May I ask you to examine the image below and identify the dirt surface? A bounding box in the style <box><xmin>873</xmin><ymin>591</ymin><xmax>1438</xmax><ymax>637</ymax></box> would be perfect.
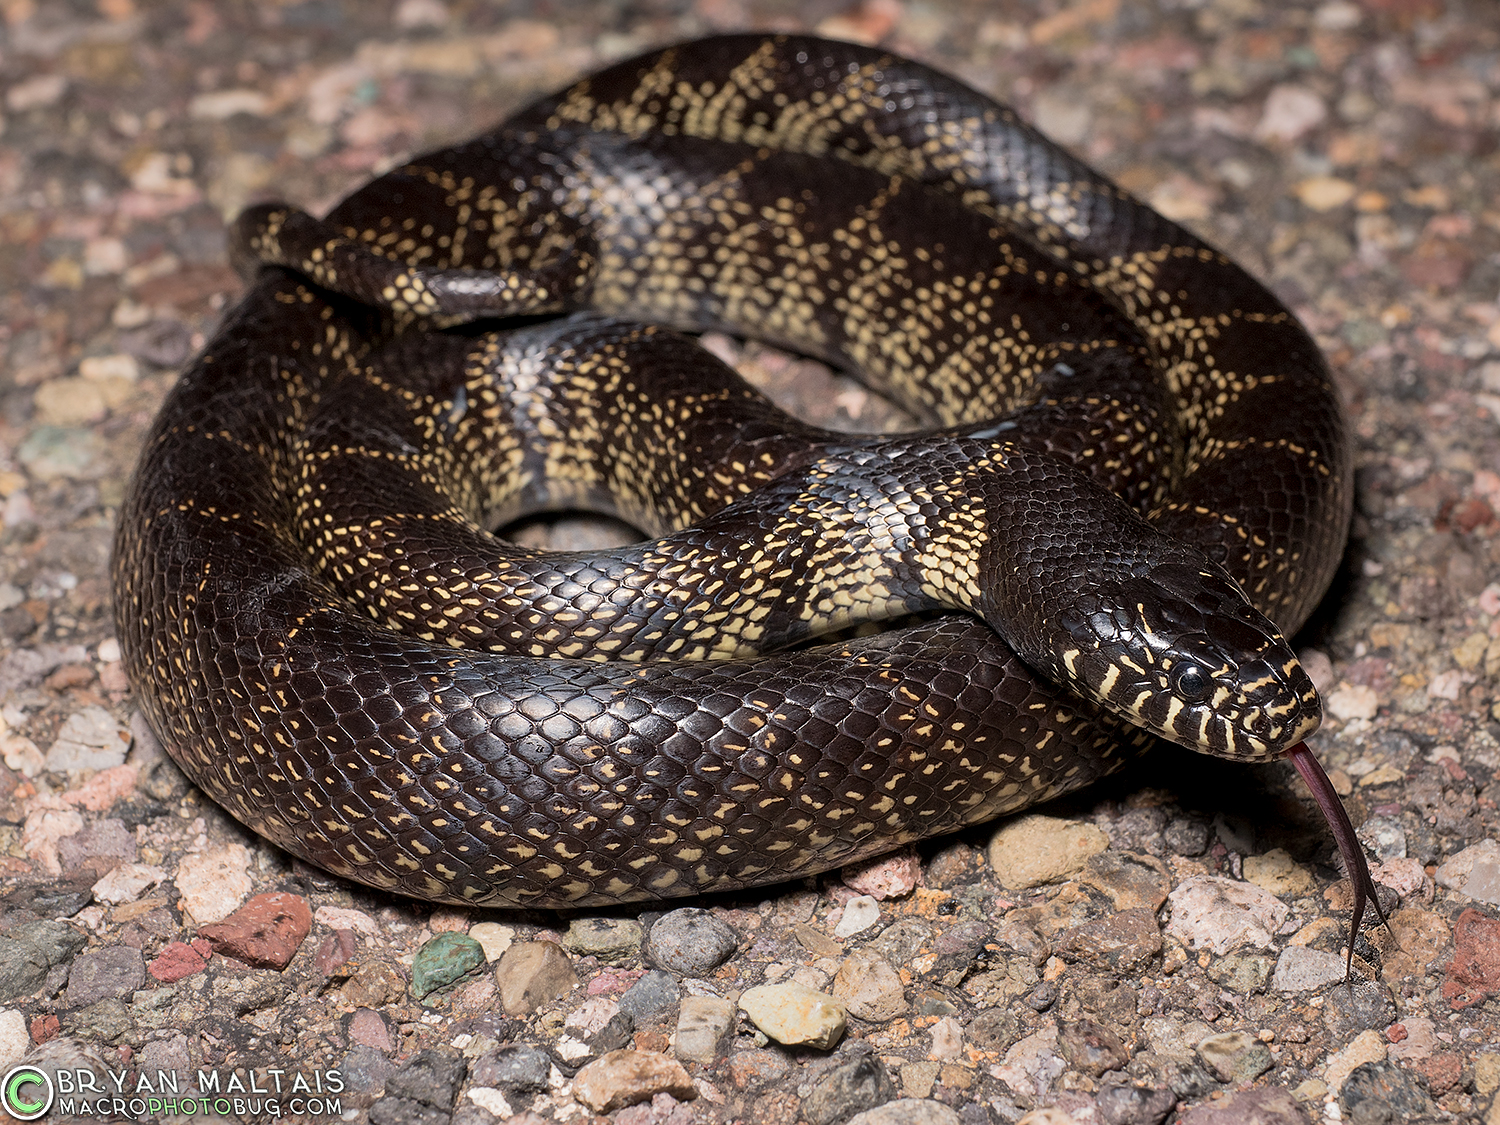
<box><xmin>2</xmin><ymin>1</ymin><xmax>1500</xmax><ymax>1123</ymax></box>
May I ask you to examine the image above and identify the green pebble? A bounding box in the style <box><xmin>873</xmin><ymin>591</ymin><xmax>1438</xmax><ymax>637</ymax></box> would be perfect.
<box><xmin>411</xmin><ymin>932</ymin><xmax>485</xmax><ymax>999</ymax></box>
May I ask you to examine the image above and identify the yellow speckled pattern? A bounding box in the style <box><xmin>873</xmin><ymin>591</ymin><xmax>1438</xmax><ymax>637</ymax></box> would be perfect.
<box><xmin>112</xmin><ymin>35</ymin><xmax>1347</xmax><ymax>907</ymax></box>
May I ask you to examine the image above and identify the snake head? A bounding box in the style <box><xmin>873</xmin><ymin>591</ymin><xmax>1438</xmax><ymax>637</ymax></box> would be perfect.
<box><xmin>1048</xmin><ymin>561</ymin><xmax>1322</xmax><ymax>762</ymax></box>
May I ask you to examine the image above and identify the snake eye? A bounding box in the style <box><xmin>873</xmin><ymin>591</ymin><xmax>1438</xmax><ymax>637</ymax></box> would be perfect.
<box><xmin>1174</xmin><ymin>665</ymin><xmax>1212</xmax><ymax>702</ymax></box>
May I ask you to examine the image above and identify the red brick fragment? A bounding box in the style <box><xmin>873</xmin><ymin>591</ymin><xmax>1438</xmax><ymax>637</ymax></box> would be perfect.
<box><xmin>149</xmin><ymin>939</ymin><xmax>209</xmax><ymax>982</ymax></box>
<box><xmin>197</xmin><ymin>891</ymin><xmax>312</xmax><ymax>970</ymax></box>
<box><xmin>1442</xmin><ymin>908</ymin><xmax>1500</xmax><ymax>1008</ymax></box>
<box><xmin>29</xmin><ymin>1014</ymin><xmax>59</xmax><ymax>1044</ymax></box>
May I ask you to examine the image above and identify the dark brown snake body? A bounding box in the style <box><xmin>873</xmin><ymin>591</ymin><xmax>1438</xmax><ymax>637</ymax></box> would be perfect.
<box><xmin>111</xmin><ymin>35</ymin><xmax>1363</xmax><ymax>912</ymax></box>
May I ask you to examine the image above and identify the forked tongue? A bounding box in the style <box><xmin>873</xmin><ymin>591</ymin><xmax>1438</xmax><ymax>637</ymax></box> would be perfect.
<box><xmin>1284</xmin><ymin>741</ymin><xmax>1390</xmax><ymax>974</ymax></box>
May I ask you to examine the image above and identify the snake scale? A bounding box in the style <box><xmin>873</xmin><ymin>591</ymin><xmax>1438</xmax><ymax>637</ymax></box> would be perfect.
<box><xmin>112</xmin><ymin>34</ymin><xmax>1374</xmax><ymax>919</ymax></box>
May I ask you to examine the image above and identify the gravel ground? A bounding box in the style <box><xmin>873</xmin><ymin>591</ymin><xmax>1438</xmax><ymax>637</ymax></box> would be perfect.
<box><xmin>2</xmin><ymin>1</ymin><xmax>1499</xmax><ymax>1123</ymax></box>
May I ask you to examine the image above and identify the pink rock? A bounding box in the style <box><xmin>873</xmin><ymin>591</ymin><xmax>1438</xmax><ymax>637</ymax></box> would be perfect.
<box><xmin>1444</xmin><ymin>908</ymin><xmax>1500</xmax><ymax>1008</ymax></box>
<box><xmin>62</xmin><ymin>764</ymin><xmax>139</xmax><ymax>811</ymax></box>
<box><xmin>841</xmin><ymin>847</ymin><xmax>922</xmax><ymax>900</ymax></box>
<box><xmin>588</xmin><ymin>968</ymin><xmax>643</xmax><ymax>996</ymax></box>
<box><xmin>149</xmin><ymin>940</ymin><xmax>209</xmax><ymax>983</ymax></box>
<box><xmin>315</xmin><ymin>929</ymin><xmax>358</xmax><ymax>976</ymax></box>
<box><xmin>198</xmin><ymin>891</ymin><xmax>312</xmax><ymax>970</ymax></box>
<box><xmin>348</xmin><ymin>1008</ymin><xmax>394</xmax><ymax>1053</ymax></box>
<box><xmin>572</xmin><ymin>1050</ymin><xmax>697</xmax><ymax>1113</ymax></box>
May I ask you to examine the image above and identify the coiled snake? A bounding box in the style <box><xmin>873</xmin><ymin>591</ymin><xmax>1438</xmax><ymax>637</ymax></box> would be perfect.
<box><xmin>113</xmin><ymin>35</ymin><xmax>1377</xmax><ymax>928</ymax></box>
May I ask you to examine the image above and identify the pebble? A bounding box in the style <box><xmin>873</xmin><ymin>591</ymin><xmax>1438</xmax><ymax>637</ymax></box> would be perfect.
<box><xmin>66</xmin><ymin>946</ymin><xmax>145</xmax><ymax>1007</ymax></box>
<box><xmin>462</xmin><ymin>1090</ymin><xmax>513</xmax><ymax>1119</ymax></box>
<box><xmin>64</xmin><ymin>764</ymin><xmax>139</xmax><ymax>812</ymax></box>
<box><xmin>565</xmin><ymin>995</ymin><xmax>620</xmax><ymax>1037</ymax></box>
<box><xmin>846</xmin><ymin>1098</ymin><xmax>961</xmax><ymax>1125</ymax></box>
<box><xmin>1055</xmin><ymin>908</ymin><xmax>1162</xmax><ymax>972</ymax></box>
<box><xmin>44</xmin><ymin>705</ymin><xmax>131</xmax><ymax>772</ymax></box>
<box><xmin>147</xmin><ymin>939</ymin><xmax>210</xmax><ymax>983</ymax></box>
<box><xmin>1256</xmin><ymin>84</ymin><xmax>1327</xmax><ymax>142</ymax></box>
<box><xmin>804</xmin><ymin>1052</ymin><xmax>896</xmax><ymax>1125</ymax></box>
<box><xmin>1141</xmin><ymin>1018</ymin><xmax>1215</xmax><ymax>1060</ymax></box>
<box><xmin>1059</xmin><ymin>1019</ymin><xmax>1128</xmax><ymax>1077</ymax></box>
<box><xmin>21</xmin><ymin>805</ymin><xmax>84</xmax><ymax>876</ymax></box>
<box><xmin>643</xmin><ymin>908</ymin><xmax>739</xmax><ymax>976</ymax></box>
<box><xmin>833</xmin><ymin>894</ymin><xmax>882</xmax><ymax>938</ymax></box>
<box><xmin>618</xmin><ymin>969</ymin><xmax>680</xmax><ymax>1022</ymax></box>
<box><xmin>1165</xmin><ymin>875</ymin><xmax>1289</xmax><ymax>954</ymax></box>
<box><xmin>349</xmin><ymin>1008</ymin><xmax>395</xmax><ymax>1053</ymax></box>
<box><xmin>675</xmin><ymin>995</ymin><xmax>736</xmax><ymax>1063</ymax></box>
<box><xmin>1357</xmin><ymin>815</ymin><xmax>1407</xmax><ymax>862</ymax></box>
<box><xmin>1094</xmin><ymin>1081</ymin><xmax>1177</xmax><ymax>1125</ymax></box>
<box><xmin>0</xmin><ymin>920</ymin><xmax>86</xmax><ymax>1001</ymax></box>
<box><xmin>564</xmin><ymin>917</ymin><xmax>644</xmax><ymax>963</ymax></box>
<box><xmin>1340</xmin><ymin>1058</ymin><xmax>1435</xmax><ymax>1118</ymax></box>
<box><xmin>34</xmin><ymin>377</ymin><xmax>107</xmax><ymax>425</ymax></box>
<box><xmin>411</xmin><ymin>931</ymin><xmax>486</xmax><ymax>999</ymax></box>
<box><xmin>1176</xmin><ymin>1087</ymin><xmax>1309</xmax><ymax>1125</ymax></box>
<box><xmin>899</xmin><ymin>1059</ymin><xmax>939</xmax><ymax>1098</ymax></box>
<box><xmin>1196</xmin><ymin>1030</ymin><xmax>1272</xmax><ymax>1083</ymax></box>
<box><xmin>739</xmin><ymin>981</ymin><xmax>847</xmax><ymax>1049</ymax></box>
<box><xmin>372</xmin><ymin>1049</ymin><xmax>467</xmax><ymax>1122</ymax></box>
<box><xmin>929</xmin><ymin>1016</ymin><xmax>962</xmax><ymax>1061</ymax></box>
<box><xmin>471</xmin><ymin>1043</ymin><xmax>552</xmax><ymax>1093</ymax></box>
<box><xmin>15</xmin><ymin>425</ymin><xmax>107</xmax><ymax>481</ymax></box>
<box><xmin>92</xmin><ymin>862</ymin><xmax>166</xmax><ymax>904</ymax></box>
<box><xmin>78</xmin><ymin>353</ymin><xmax>139</xmax><ymax>382</ymax></box>
<box><xmin>1326</xmin><ymin>683</ymin><xmax>1379</xmax><ymax>721</ymax></box>
<box><xmin>570</xmin><ymin>1049</ymin><xmax>697</xmax><ymax>1113</ymax></box>
<box><xmin>1435</xmin><ymin>837</ymin><xmax>1499</xmax><ymax>890</ymax></box>
<box><xmin>467</xmin><ymin>922</ymin><xmax>516</xmax><ymax>961</ymax></box>
<box><xmin>7</xmin><ymin>72</ymin><xmax>68</xmax><ymax>111</ymax></box>
<box><xmin>1443</xmin><ymin>908</ymin><xmax>1500</xmax><ymax>1008</ymax></box>
<box><xmin>1241</xmin><ymin>848</ymin><xmax>1316</xmax><ymax>897</ymax></box>
<box><xmin>832</xmin><ymin>949</ymin><xmax>907</xmax><ymax>1021</ymax></box>
<box><xmin>841</xmin><ymin>848</ymin><xmax>921</xmax><ymax>899</ymax></box>
<box><xmin>1079</xmin><ymin>852</ymin><xmax>1171</xmax><ymax>912</ymax></box>
<box><xmin>494</xmin><ymin>940</ymin><xmax>579</xmax><ymax>1015</ymax></box>
<box><xmin>58</xmin><ymin>817</ymin><xmax>135</xmax><ymax>873</ymax></box>
<box><xmin>1013</xmin><ymin>1111</ymin><xmax>1075</xmax><ymax>1125</ymax></box>
<box><xmin>342</xmin><ymin>1045</ymin><xmax>397</xmax><ymax>1099</ymax></box>
<box><xmin>794</xmin><ymin>922</ymin><xmax>844</xmax><ymax>958</ymax></box>
<box><xmin>67</xmin><ymin>997</ymin><xmax>133</xmax><ymax>1040</ymax></box>
<box><xmin>1322</xmin><ymin>979</ymin><xmax>1397</xmax><ymax>1039</ymax></box>
<box><xmin>0</xmin><ymin>1009</ymin><xmax>27</xmax><ymax>1069</ymax></box>
<box><xmin>1458</xmin><ymin>860</ymin><xmax>1500</xmax><ymax>909</ymax></box>
<box><xmin>1387</xmin><ymin>1016</ymin><xmax>1437</xmax><ymax>1063</ymax></box>
<box><xmin>173</xmin><ymin>843</ymin><xmax>253</xmax><ymax>924</ymax></box>
<box><xmin>1205</xmin><ymin>951</ymin><xmax>1274</xmax><ymax>994</ymax></box>
<box><xmin>343</xmin><ymin>961</ymin><xmax>407</xmax><ymax>1008</ymax></box>
<box><xmin>1295</xmin><ymin>175</ymin><xmax>1357</xmax><ymax>211</ymax></box>
<box><xmin>993</xmin><ymin>1027</ymin><xmax>1065</xmax><ymax>1100</ymax></box>
<box><xmin>315</xmin><ymin>929</ymin><xmax>358</xmax><ymax>976</ymax></box>
<box><xmin>1270</xmin><ymin>946</ymin><xmax>1347</xmax><ymax>992</ymax></box>
<box><xmin>727</xmin><ymin>1047</ymin><xmax>791</xmax><ymax>1088</ymax></box>
<box><xmin>1323</xmin><ymin>1028</ymin><xmax>1387</xmax><ymax>1091</ymax></box>
<box><xmin>987</xmin><ymin>815</ymin><xmax>1109</xmax><ymax>889</ymax></box>
<box><xmin>197</xmin><ymin>891</ymin><xmax>312</xmax><ymax>970</ymax></box>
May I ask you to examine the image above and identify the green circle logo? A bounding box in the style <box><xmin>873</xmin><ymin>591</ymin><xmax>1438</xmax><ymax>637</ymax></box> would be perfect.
<box><xmin>2</xmin><ymin>1066</ymin><xmax>52</xmax><ymax>1120</ymax></box>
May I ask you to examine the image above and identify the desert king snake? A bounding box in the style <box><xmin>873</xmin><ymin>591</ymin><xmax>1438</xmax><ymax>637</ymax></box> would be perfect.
<box><xmin>112</xmin><ymin>35</ymin><xmax>1379</xmax><ymax>936</ymax></box>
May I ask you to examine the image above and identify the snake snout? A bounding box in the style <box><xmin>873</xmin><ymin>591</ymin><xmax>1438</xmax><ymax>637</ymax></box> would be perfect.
<box><xmin>1062</xmin><ymin>565</ymin><xmax>1321</xmax><ymax>761</ymax></box>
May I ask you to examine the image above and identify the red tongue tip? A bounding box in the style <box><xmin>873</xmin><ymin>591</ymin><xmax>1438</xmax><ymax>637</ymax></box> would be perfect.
<box><xmin>1283</xmin><ymin>741</ymin><xmax>1388</xmax><ymax>975</ymax></box>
